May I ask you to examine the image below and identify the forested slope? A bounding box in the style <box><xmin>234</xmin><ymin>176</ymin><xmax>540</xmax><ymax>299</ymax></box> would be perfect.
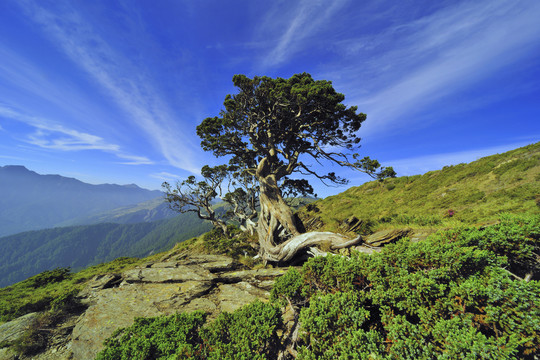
<box><xmin>0</xmin><ymin>213</ymin><xmax>211</xmax><ymax>287</ymax></box>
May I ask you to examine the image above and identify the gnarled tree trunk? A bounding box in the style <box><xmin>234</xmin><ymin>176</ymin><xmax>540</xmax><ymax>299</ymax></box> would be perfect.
<box><xmin>256</xmin><ymin>172</ymin><xmax>361</xmax><ymax>262</ymax></box>
<box><xmin>257</xmin><ymin>174</ymin><xmax>301</xmax><ymax>253</ymax></box>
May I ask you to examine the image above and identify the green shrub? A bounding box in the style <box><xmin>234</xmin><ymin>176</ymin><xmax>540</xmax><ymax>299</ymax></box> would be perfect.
<box><xmin>96</xmin><ymin>311</ymin><xmax>207</xmax><ymax>360</ymax></box>
<box><xmin>271</xmin><ymin>214</ymin><xmax>539</xmax><ymax>359</ymax></box>
<box><xmin>91</xmin><ymin>214</ymin><xmax>539</xmax><ymax>360</ymax></box>
<box><xmin>50</xmin><ymin>289</ymin><xmax>83</xmax><ymax>313</ymax></box>
<box><xmin>25</xmin><ymin>267</ymin><xmax>72</xmax><ymax>288</ymax></box>
<box><xmin>201</xmin><ymin>226</ymin><xmax>258</xmax><ymax>258</ymax></box>
<box><xmin>95</xmin><ymin>301</ymin><xmax>282</xmax><ymax>360</ymax></box>
<box><xmin>202</xmin><ymin>301</ymin><xmax>282</xmax><ymax>359</ymax></box>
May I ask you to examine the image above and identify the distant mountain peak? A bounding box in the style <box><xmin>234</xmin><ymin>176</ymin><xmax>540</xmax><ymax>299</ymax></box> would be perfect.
<box><xmin>1</xmin><ymin>165</ymin><xmax>31</xmax><ymax>172</ymax></box>
<box><xmin>0</xmin><ymin>165</ymin><xmax>165</xmax><ymax>237</ymax></box>
<box><xmin>123</xmin><ymin>183</ymin><xmax>142</xmax><ymax>189</ymax></box>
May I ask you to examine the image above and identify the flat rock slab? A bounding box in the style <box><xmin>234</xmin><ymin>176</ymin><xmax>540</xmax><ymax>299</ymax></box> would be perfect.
<box><xmin>79</xmin><ymin>273</ymin><xmax>122</xmax><ymax>297</ymax></box>
<box><xmin>409</xmin><ymin>229</ymin><xmax>437</xmax><ymax>243</ymax></box>
<box><xmin>365</xmin><ymin>228</ymin><xmax>412</xmax><ymax>246</ymax></box>
<box><xmin>217</xmin><ymin>282</ymin><xmax>270</xmax><ymax>313</ymax></box>
<box><xmin>71</xmin><ymin>281</ymin><xmax>212</xmax><ymax>360</ymax></box>
<box><xmin>123</xmin><ymin>265</ymin><xmax>216</xmax><ymax>283</ymax></box>
<box><xmin>353</xmin><ymin>245</ymin><xmax>382</xmax><ymax>255</ymax></box>
<box><xmin>177</xmin><ymin>254</ymin><xmax>236</xmax><ymax>273</ymax></box>
<box><xmin>0</xmin><ymin>312</ymin><xmax>39</xmax><ymax>344</ymax></box>
<box><xmin>218</xmin><ymin>267</ymin><xmax>291</xmax><ymax>283</ymax></box>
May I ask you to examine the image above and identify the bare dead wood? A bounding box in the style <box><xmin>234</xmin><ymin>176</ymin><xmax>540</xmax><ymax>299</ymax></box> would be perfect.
<box><xmin>260</xmin><ymin>231</ymin><xmax>362</xmax><ymax>262</ymax></box>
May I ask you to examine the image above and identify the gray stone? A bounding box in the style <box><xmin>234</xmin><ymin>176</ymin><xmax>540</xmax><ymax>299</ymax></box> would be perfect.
<box><xmin>181</xmin><ymin>298</ymin><xmax>217</xmax><ymax>315</ymax></box>
<box><xmin>79</xmin><ymin>273</ymin><xmax>121</xmax><ymax>297</ymax></box>
<box><xmin>217</xmin><ymin>282</ymin><xmax>270</xmax><ymax>313</ymax></box>
<box><xmin>150</xmin><ymin>261</ymin><xmax>180</xmax><ymax>268</ymax></box>
<box><xmin>365</xmin><ymin>228</ymin><xmax>412</xmax><ymax>246</ymax></box>
<box><xmin>0</xmin><ymin>312</ymin><xmax>39</xmax><ymax>344</ymax></box>
<box><xmin>218</xmin><ymin>267</ymin><xmax>290</xmax><ymax>283</ymax></box>
<box><xmin>353</xmin><ymin>245</ymin><xmax>382</xmax><ymax>255</ymax></box>
<box><xmin>71</xmin><ymin>280</ymin><xmax>213</xmax><ymax>360</ymax></box>
<box><xmin>122</xmin><ymin>265</ymin><xmax>216</xmax><ymax>283</ymax></box>
<box><xmin>409</xmin><ymin>229</ymin><xmax>437</xmax><ymax>243</ymax></box>
<box><xmin>180</xmin><ymin>254</ymin><xmax>236</xmax><ymax>272</ymax></box>
<box><xmin>16</xmin><ymin>254</ymin><xmax>289</xmax><ymax>359</ymax></box>
<box><xmin>340</xmin><ymin>216</ymin><xmax>365</xmax><ymax>233</ymax></box>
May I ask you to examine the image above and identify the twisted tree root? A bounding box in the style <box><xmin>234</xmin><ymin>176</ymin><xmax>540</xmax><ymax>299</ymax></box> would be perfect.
<box><xmin>260</xmin><ymin>231</ymin><xmax>362</xmax><ymax>262</ymax></box>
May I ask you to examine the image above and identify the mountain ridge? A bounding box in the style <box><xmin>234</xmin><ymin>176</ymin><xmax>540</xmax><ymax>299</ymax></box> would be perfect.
<box><xmin>0</xmin><ymin>165</ymin><xmax>166</xmax><ymax>237</ymax></box>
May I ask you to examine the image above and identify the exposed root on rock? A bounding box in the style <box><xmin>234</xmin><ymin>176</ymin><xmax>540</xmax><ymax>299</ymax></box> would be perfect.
<box><xmin>260</xmin><ymin>231</ymin><xmax>362</xmax><ymax>263</ymax></box>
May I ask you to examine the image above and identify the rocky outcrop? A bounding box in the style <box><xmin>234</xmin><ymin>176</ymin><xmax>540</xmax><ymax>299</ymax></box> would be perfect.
<box><xmin>67</xmin><ymin>254</ymin><xmax>292</xmax><ymax>360</ymax></box>
<box><xmin>0</xmin><ymin>312</ymin><xmax>39</xmax><ymax>345</ymax></box>
<box><xmin>363</xmin><ymin>228</ymin><xmax>413</xmax><ymax>246</ymax></box>
<box><xmin>2</xmin><ymin>228</ymin><xmax>425</xmax><ymax>360</ymax></box>
<box><xmin>0</xmin><ymin>312</ymin><xmax>40</xmax><ymax>360</ymax></box>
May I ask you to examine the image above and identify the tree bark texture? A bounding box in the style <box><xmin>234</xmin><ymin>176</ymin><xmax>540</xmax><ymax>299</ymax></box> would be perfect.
<box><xmin>256</xmin><ymin>172</ymin><xmax>302</xmax><ymax>255</ymax></box>
<box><xmin>259</xmin><ymin>231</ymin><xmax>362</xmax><ymax>263</ymax></box>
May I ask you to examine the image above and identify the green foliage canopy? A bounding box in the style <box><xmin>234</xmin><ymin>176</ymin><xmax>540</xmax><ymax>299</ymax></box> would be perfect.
<box><xmin>197</xmin><ymin>73</ymin><xmax>394</xmax><ymax>185</ymax></box>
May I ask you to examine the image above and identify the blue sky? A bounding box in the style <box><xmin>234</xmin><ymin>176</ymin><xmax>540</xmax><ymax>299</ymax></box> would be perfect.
<box><xmin>0</xmin><ymin>0</ymin><xmax>539</xmax><ymax>198</ymax></box>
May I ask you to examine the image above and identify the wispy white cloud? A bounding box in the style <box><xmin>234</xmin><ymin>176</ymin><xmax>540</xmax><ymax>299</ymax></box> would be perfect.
<box><xmin>259</xmin><ymin>0</ymin><xmax>349</xmax><ymax>69</ymax></box>
<box><xmin>15</xmin><ymin>0</ymin><xmax>200</xmax><ymax>173</ymax></box>
<box><xmin>0</xmin><ymin>104</ymin><xmax>152</xmax><ymax>164</ymax></box>
<box><xmin>116</xmin><ymin>154</ymin><xmax>154</xmax><ymax>166</ymax></box>
<box><xmin>329</xmin><ymin>0</ymin><xmax>540</xmax><ymax>136</ymax></box>
<box><xmin>0</xmin><ymin>154</ymin><xmax>27</xmax><ymax>161</ymax></box>
<box><xmin>0</xmin><ymin>105</ymin><xmax>117</xmax><ymax>151</ymax></box>
<box><xmin>150</xmin><ymin>172</ymin><xmax>181</xmax><ymax>182</ymax></box>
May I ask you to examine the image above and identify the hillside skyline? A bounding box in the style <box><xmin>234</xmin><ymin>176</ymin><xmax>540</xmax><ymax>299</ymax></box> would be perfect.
<box><xmin>0</xmin><ymin>0</ymin><xmax>539</xmax><ymax>198</ymax></box>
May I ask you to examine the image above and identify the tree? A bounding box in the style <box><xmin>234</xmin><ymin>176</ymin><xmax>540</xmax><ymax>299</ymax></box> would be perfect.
<box><xmin>162</xmin><ymin>165</ymin><xmax>229</xmax><ymax>235</ymax></box>
<box><xmin>222</xmin><ymin>164</ymin><xmax>259</xmax><ymax>235</ymax></box>
<box><xmin>196</xmin><ymin>73</ymin><xmax>395</xmax><ymax>262</ymax></box>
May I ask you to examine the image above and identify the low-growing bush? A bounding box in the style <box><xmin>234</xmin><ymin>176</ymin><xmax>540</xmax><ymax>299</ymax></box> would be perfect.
<box><xmin>201</xmin><ymin>226</ymin><xmax>258</xmax><ymax>258</ymax></box>
<box><xmin>25</xmin><ymin>267</ymin><xmax>72</xmax><ymax>288</ymax></box>
<box><xmin>95</xmin><ymin>214</ymin><xmax>539</xmax><ymax>359</ymax></box>
<box><xmin>95</xmin><ymin>301</ymin><xmax>282</xmax><ymax>360</ymax></box>
<box><xmin>96</xmin><ymin>311</ymin><xmax>207</xmax><ymax>360</ymax></box>
<box><xmin>272</xmin><ymin>213</ymin><xmax>539</xmax><ymax>359</ymax></box>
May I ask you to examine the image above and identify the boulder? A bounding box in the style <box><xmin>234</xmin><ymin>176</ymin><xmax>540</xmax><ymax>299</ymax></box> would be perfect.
<box><xmin>216</xmin><ymin>282</ymin><xmax>270</xmax><ymax>313</ymax></box>
<box><xmin>122</xmin><ymin>265</ymin><xmax>216</xmax><ymax>283</ymax></box>
<box><xmin>218</xmin><ymin>267</ymin><xmax>291</xmax><ymax>283</ymax></box>
<box><xmin>79</xmin><ymin>273</ymin><xmax>122</xmax><ymax>297</ymax></box>
<box><xmin>69</xmin><ymin>255</ymin><xmax>283</xmax><ymax>359</ymax></box>
<box><xmin>340</xmin><ymin>216</ymin><xmax>365</xmax><ymax>233</ymax></box>
<box><xmin>71</xmin><ymin>280</ymin><xmax>214</xmax><ymax>360</ymax></box>
<box><xmin>0</xmin><ymin>312</ymin><xmax>39</xmax><ymax>344</ymax></box>
<box><xmin>176</xmin><ymin>254</ymin><xmax>236</xmax><ymax>272</ymax></box>
<box><xmin>364</xmin><ymin>228</ymin><xmax>412</xmax><ymax>246</ymax></box>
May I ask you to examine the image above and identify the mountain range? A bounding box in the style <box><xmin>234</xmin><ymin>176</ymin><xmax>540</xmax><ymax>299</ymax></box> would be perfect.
<box><xmin>0</xmin><ymin>166</ymin><xmax>214</xmax><ymax>286</ymax></box>
<box><xmin>0</xmin><ymin>142</ymin><xmax>538</xmax><ymax>287</ymax></box>
<box><xmin>0</xmin><ymin>165</ymin><xmax>173</xmax><ymax>237</ymax></box>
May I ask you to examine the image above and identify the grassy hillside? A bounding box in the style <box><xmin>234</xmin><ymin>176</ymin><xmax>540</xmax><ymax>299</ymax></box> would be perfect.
<box><xmin>300</xmin><ymin>142</ymin><xmax>539</xmax><ymax>233</ymax></box>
